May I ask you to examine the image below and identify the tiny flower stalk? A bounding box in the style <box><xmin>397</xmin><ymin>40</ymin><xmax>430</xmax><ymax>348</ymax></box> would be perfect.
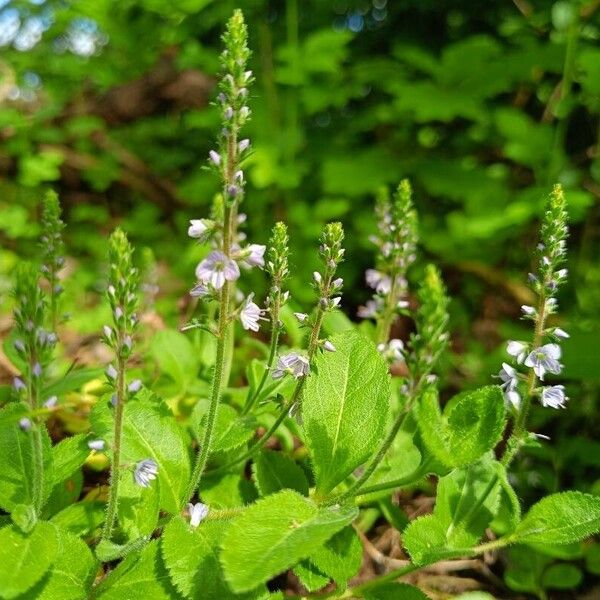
<box><xmin>101</xmin><ymin>229</ymin><xmax>140</xmax><ymax>542</ymax></box>
<box><xmin>328</xmin><ymin>264</ymin><xmax>449</xmax><ymax>505</ymax></box>
<box><xmin>208</xmin><ymin>222</ymin><xmax>345</xmax><ymax>476</ymax></box>
<box><xmin>12</xmin><ymin>264</ymin><xmax>57</xmax><ymax>516</ymax></box>
<box><xmin>242</xmin><ymin>222</ymin><xmax>290</xmax><ymax>415</ymax></box>
<box><xmin>359</xmin><ymin>180</ymin><xmax>417</xmax><ymax>345</ymax></box>
<box><xmin>39</xmin><ymin>190</ymin><xmax>66</xmax><ymax>332</ymax></box>
<box><xmin>501</xmin><ymin>185</ymin><xmax>569</xmax><ymax>466</ymax></box>
<box><xmin>185</xmin><ymin>10</ymin><xmax>255</xmax><ymax>504</ymax></box>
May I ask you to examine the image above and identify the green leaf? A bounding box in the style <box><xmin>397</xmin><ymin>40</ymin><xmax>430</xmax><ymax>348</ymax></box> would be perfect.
<box><xmin>117</xmin><ymin>474</ymin><xmax>160</xmax><ymax>540</ymax></box>
<box><xmin>0</xmin><ymin>405</ymin><xmax>54</xmax><ymax>512</ymax></box>
<box><xmin>253</xmin><ymin>449</ymin><xmax>309</xmax><ymax>497</ymax></box>
<box><xmin>416</xmin><ymin>386</ymin><xmax>505</xmax><ymax>467</ymax></box>
<box><xmin>220</xmin><ymin>490</ymin><xmax>358</xmax><ymax>592</ymax></box>
<box><xmin>95</xmin><ymin>540</ymin><xmax>179</xmax><ymax>599</ymax></box>
<box><xmin>514</xmin><ymin>491</ymin><xmax>600</xmax><ymax>544</ymax></box>
<box><xmin>0</xmin><ymin>522</ymin><xmax>59</xmax><ymax>599</ymax></box>
<box><xmin>193</xmin><ymin>401</ymin><xmax>256</xmax><ymax>453</ymax></box>
<box><xmin>11</xmin><ymin>504</ymin><xmax>37</xmax><ymax>533</ymax></box>
<box><xmin>91</xmin><ymin>391</ymin><xmax>190</xmax><ymax>514</ymax></box>
<box><xmin>161</xmin><ymin>516</ymin><xmax>262</xmax><ymax>599</ymax></box>
<box><xmin>18</xmin><ymin>527</ymin><xmax>96</xmax><ymax>599</ymax></box>
<box><xmin>434</xmin><ymin>458</ymin><xmax>501</xmax><ymax>548</ymax></box>
<box><xmin>44</xmin><ymin>367</ymin><xmax>103</xmax><ymax>399</ymax></box>
<box><xmin>309</xmin><ymin>526</ymin><xmax>362</xmax><ymax>585</ymax></box>
<box><xmin>303</xmin><ymin>331</ymin><xmax>390</xmax><ymax>495</ymax></box>
<box><xmin>201</xmin><ymin>473</ymin><xmax>258</xmax><ymax>509</ymax></box>
<box><xmin>363</xmin><ymin>582</ymin><xmax>431</xmax><ymax>599</ymax></box>
<box><xmin>403</xmin><ymin>458</ymin><xmax>503</xmax><ymax>564</ymax></box>
<box><xmin>367</xmin><ymin>430</ymin><xmax>422</xmax><ymax>488</ymax></box>
<box><xmin>504</xmin><ymin>546</ymin><xmax>550</xmax><ymax>594</ymax></box>
<box><xmin>293</xmin><ymin>561</ymin><xmax>330</xmax><ymax>593</ymax></box>
<box><xmin>50</xmin><ymin>501</ymin><xmax>105</xmax><ymax>537</ymax></box>
<box><xmin>150</xmin><ymin>329</ymin><xmax>199</xmax><ymax>391</ymax></box>
<box><xmin>51</xmin><ymin>434</ymin><xmax>90</xmax><ymax>484</ymax></box>
<box><xmin>541</xmin><ymin>563</ymin><xmax>583</xmax><ymax>590</ymax></box>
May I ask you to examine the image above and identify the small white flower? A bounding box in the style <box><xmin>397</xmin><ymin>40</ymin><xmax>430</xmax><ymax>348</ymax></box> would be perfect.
<box><xmin>208</xmin><ymin>150</ymin><xmax>221</xmax><ymax>166</ymax></box>
<box><xmin>243</xmin><ymin>244</ymin><xmax>266</xmax><ymax>268</ymax></box>
<box><xmin>134</xmin><ymin>459</ymin><xmax>158</xmax><ymax>488</ymax></box>
<box><xmin>188</xmin><ymin>219</ymin><xmax>214</xmax><ymax>242</ymax></box>
<box><xmin>521</xmin><ymin>305</ymin><xmax>536</xmax><ymax>316</ymax></box>
<box><xmin>239</xmin><ymin>295</ymin><xmax>264</xmax><ymax>332</ymax></box>
<box><xmin>524</xmin><ymin>344</ymin><xmax>562</xmax><ymax>380</ymax></box>
<box><xmin>332</xmin><ymin>278</ymin><xmax>343</xmax><ymax>289</ymax></box>
<box><xmin>19</xmin><ymin>417</ymin><xmax>32</xmax><ymax>431</ymax></box>
<box><xmin>365</xmin><ymin>269</ymin><xmax>392</xmax><ymax>295</ymax></box>
<box><xmin>357</xmin><ymin>299</ymin><xmax>380</xmax><ymax>319</ymax></box>
<box><xmin>330</xmin><ymin>297</ymin><xmax>341</xmax><ymax>309</ymax></box>
<box><xmin>553</xmin><ymin>327</ymin><xmax>569</xmax><ymax>339</ymax></box>
<box><xmin>187</xmin><ymin>502</ymin><xmax>209</xmax><ymax>527</ymax></box>
<box><xmin>43</xmin><ymin>396</ymin><xmax>58</xmax><ymax>409</ymax></box>
<box><xmin>294</xmin><ymin>312</ymin><xmax>308</xmax><ymax>323</ymax></box>
<box><xmin>106</xmin><ymin>364</ymin><xmax>118</xmax><ymax>380</ymax></box>
<box><xmin>190</xmin><ymin>282</ymin><xmax>210</xmax><ymax>298</ymax></box>
<box><xmin>507</xmin><ymin>341</ymin><xmax>528</xmax><ymax>364</ymax></box>
<box><xmin>128</xmin><ymin>379</ymin><xmax>142</xmax><ymax>393</ymax></box>
<box><xmin>88</xmin><ymin>439</ymin><xmax>105</xmax><ymax>451</ymax></box>
<box><xmin>556</xmin><ymin>268</ymin><xmax>568</xmax><ymax>279</ymax></box>
<box><xmin>541</xmin><ymin>385</ymin><xmax>568</xmax><ymax>409</ymax></box>
<box><xmin>238</xmin><ymin>139</ymin><xmax>250</xmax><ymax>152</ymax></box>
<box><xmin>322</xmin><ymin>340</ymin><xmax>336</xmax><ymax>352</ymax></box>
<box><xmin>103</xmin><ymin>325</ymin><xmax>113</xmax><ymax>339</ymax></box>
<box><xmin>196</xmin><ymin>251</ymin><xmax>240</xmax><ymax>290</ymax></box>
<box><xmin>32</xmin><ymin>362</ymin><xmax>42</xmax><ymax>377</ymax></box>
<box><xmin>496</xmin><ymin>362</ymin><xmax>521</xmax><ymax>408</ymax></box>
<box><xmin>272</xmin><ymin>353</ymin><xmax>310</xmax><ymax>380</ymax></box>
<box><xmin>377</xmin><ymin>339</ymin><xmax>404</xmax><ymax>362</ymax></box>
<box><xmin>313</xmin><ymin>271</ymin><xmax>322</xmax><ymax>284</ymax></box>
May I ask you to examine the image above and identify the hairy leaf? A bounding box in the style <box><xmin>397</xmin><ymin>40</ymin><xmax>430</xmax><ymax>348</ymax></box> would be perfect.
<box><xmin>514</xmin><ymin>491</ymin><xmax>600</xmax><ymax>544</ymax></box>
<box><xmin>309</xmin><ymin>526</ymin><xmax>362</xmax><ymax>585</ymax></box>
<box><xmin>0</xmin><ymin>405</ymin><xmax>54</xmax><ymax>512</ymax></box>
<box><xmin>293</xmin><ymin>561</ymin><xmax>330</xmax><ymax>593</ymax></box>
<box><xmin>91</xmin><ymin>391</ymin><xmax>190</xmax><ymax>514</ymax></box>
<box><xmin>50</xmin><ymin>501</ymin><xmax>105</xmax><ymax>537</ymax></box>
<box><xmin>193</xmin><ymin>401</ymin><xmax>256</xmax><ymax>453</ymax></box>
<box><xmin>253</xmin><ymin>449</ymin><xmax>309</xmax><ymax>497</ymax></box>
<box><xmin>220</xmin><ymin>490</ymin><xmax>358</xmax><ymax>592</ymax></box>
<box><xmin>51</xmin><ymin>434</ymin><xmax>90</xmax><ymax>484</ymax></box>
<box><xmin>303</xmin><ymin>331</ymin><xmax>390</xmax><ymax>495</ymax></box>
<box><xmin>0</xmin><ymin>522</ymin><xmax>58</xmax><ymax>599</ymax></box>
<box><xmin>161</xmin><ymin>516</ymin><xmax>262</xmax><ymax>599</ymax></box>
<box><xmin>416</xmin><ymin>386</ymin><xmax>505</xmax><ymax>467</ymax></box>
<box><xmin>150</xmin><ymin>329</ymin><xmax>199</xmax><ymax>391</ymax></box>
<box><xmin>95</xmin><ymin>539</ymin><xmax>178</xmax><ymax>599</ymax></box>
<box><xmin>18</xmin><ymin>527</ymin><xmax>96</xmax><ymax>599</ymax></box>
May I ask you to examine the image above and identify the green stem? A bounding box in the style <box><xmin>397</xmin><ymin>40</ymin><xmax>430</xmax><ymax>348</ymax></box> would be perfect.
<box><xmin>376</xmin><ymin>275</ymin><xmax>399</xmax><ymax>345</ymax></box>
<box><xmin>502</xmin><ymin>291</ymin><xmax>547</xmax><ymax>467</ymax></box>
<box><xmin>208</xmin><ymin>297</ymin><xmax>328</xmax><ymax>476</ymax></box>
<box><xmin>101</xmin><ymin>356</ymin><xmax>126</xmax><ymax>541</ymax></box>
<box><xmin>243</xmin><ymin>304</ymin><xmax>281</xmax><ymax>416</ymax></box>
<box><xmin>30</xmin><ymin>380</ymin><xmax>44</xmax><ymax>516</ymax></box>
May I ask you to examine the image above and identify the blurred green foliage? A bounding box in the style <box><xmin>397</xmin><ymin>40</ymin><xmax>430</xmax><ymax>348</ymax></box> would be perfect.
<box><xmin>0</xmin><ymin>0</ymin><xmax>599</xmax><ymax>541</ymax></box>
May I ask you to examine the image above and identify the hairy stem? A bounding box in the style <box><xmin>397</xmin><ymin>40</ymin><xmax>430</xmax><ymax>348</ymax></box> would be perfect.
<box><xmin>501</xmin><ymin>292</ymin><xmax>547</xmax><ymax>467</ymax></box>
<box><xmin>102</xmin><ymin>356</ymin><xmax>126</xmax><ymax>541</ymax></box>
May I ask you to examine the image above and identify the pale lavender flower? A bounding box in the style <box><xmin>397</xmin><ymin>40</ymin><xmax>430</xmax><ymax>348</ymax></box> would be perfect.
<box><xmin>103</xmin><ymin>325</ymin><xmax>113</xmax><ymax>339</ymax></box>
<box><xmin>188</xmin><ymin>219</ymin><xmax>213</xmax><ymax>242</ymax></box>
<box><xmin>208</xmin><ymin>150</ymin><xmax>221</xmax><ymax>166</ymax></box>
<box><xmin>497</xmin><ymin>362</ymin><xmax>521</xmax><ymax>409</ymax></box>
<box><xmin>521</xmin><ymin>305</ymin><xmax>536</xmax><ymax>316</ymax></box>
<box><xmin>19</xmin><ymin>417</ymin><xmax>32</xmax><ymax>431</ymax></box>
<box><xmin>313</xmin><ymin>271</ymin><xmax>322</xmax><ymax>284</ymax></box>
<box><xmin>88</xmin><ymin>439</ymin><xmax>106</xmax><ymax>451</ymax></box>
<box><xmin>272</xmin><ymin>353</ymin><xmax>310</xmax><ymax>380</ymax></box>
<box><xmin>553</xmin><ymin>327</ymin><xmax>569</xmax><ymax>339</ymax></box>
<box><xmin>365</xmin><ymin>269</ymin><xmax>392</xmax><ymax>295</ymax></box>
<box><xmin>32</xmin><ymin>362</ymin><xmax>42</xmax><ymax>378</ymax></box>
<box><xmin>14</xmin><ymin>339</ymin><xmax>25</xmax><ymax>353</ymax></box>
<box><xmin>106</xmin><ymin>364</ymin><xmax>118</xmax><ymax>381</ymax></box>
<box><xmin>377</xmin><ymin>339</ymin><xmax>405</xmax><ymax>362</ymax></box>
<box><xmin>238</xmin><ymin>139</ymin><xmax>250</xmax><ymax>152</ymax></box>
<box><xmin>357</xmin><ymin>299</ymin><xmax>380</xmax><ymax>319</ymax></box>
<box><xmin>507</xmin><ymin>341</ymin><xmax>528</xmax><ymax>364</ymax></box>
<box><xmin>322</xmin><ymin>340</ymin><xmax>336</xmax><ymax>352</ymax></box>
<box><xmin>239</xmin><ymin>295</ymin><xmax>263</xmax><ymax>332</ymax></box>
<box><xmin>187</xmin><ymin>502</ymin><xmax>209</xmax><ymax>527</ymax></box>
<box><xmin>13</xmin><ymin>377</ymin><xmax>26</xmax><ymax>392</ymax></box>
<box><xmin>134</xmin><ymin>459</ymin><xmax>158</xmax><ymax>488</ymax></box>
<box><xmin>524</xmin><ymin>344</ymin><xmax>562</xmax><ymax>380</ymax></box>
<box><xmin>195</xmin><ymin>251</ymin><xmax>240</xmax><ymax>290</ymax></box>
<box><xmin>43</xmin><ymin>396</ymin><xmax>58</xmax><ymax>409</ymax></box>
<box><xmin>190</xmin><ymin>282</ymin><xmax>210</xmax><ymax>298</ymax></box>
<box><xmin>243</xmin><ymin>244</ymin><xmax>266</xmax><ymax>268</ymax></box>
<box><xmin>541</xmin><ymin>385</ymin><xmax>568</xmax><ymax>409</ymax></box>
<box><xmin>128</xmin><ymin>379</ymin><xmax>142</xmax><ymax>393</ymax></box>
